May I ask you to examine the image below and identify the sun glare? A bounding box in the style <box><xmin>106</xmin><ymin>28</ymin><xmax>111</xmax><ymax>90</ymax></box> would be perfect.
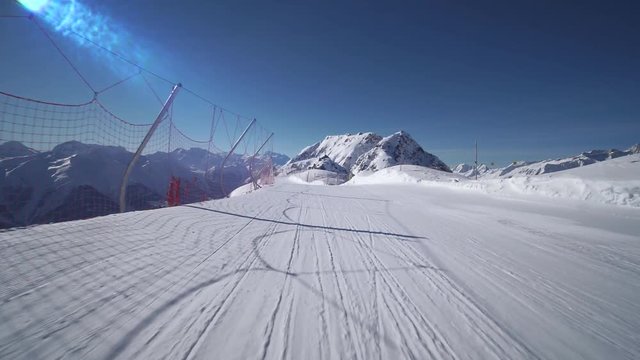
<box><xmin>18</xmin><ymin>0</ymin><xmax>50</xmax><ymax>13</ymax></box>
<box><xmin>15</xmin><ymin>0</ymin><xmax>145</xmax><ymax>73</ymax></box>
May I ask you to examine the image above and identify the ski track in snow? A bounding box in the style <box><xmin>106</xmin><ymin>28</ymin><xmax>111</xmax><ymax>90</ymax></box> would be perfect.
<box><xmin>1</xmin><ymin>180</ymin><xmax>639</xmax><ymax>359</ymax></box>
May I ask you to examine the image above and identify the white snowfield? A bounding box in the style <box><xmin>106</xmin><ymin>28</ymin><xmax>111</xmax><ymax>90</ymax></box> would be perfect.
<box><xmin>351</xmin><ymin>154</ymin><xmax>640</xmax><ymax>208</ymax></box>
<box><xmin>1</xmin><ymin>166</ymin><xmax>640</xmax><ymax>359</ymax></box>
<box><xmin>287</xmin><ymin>169</ymin><xmax>347</xmax><ymax>186</ymax></box>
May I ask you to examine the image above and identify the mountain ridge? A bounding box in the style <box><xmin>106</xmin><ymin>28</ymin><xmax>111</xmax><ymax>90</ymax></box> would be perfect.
<box><xmin>0</xmin><ymin>141</ymin><xmax>287</xmax><ymax>228</ymax></box>
<box><xmin>453</xmin><ymin>143</ymin><xmax>640</xmax><ymax>179</ymax></box>
<box><xmin>282</xmin><ymin>131</ymin><xmax>450</xmax><ymax>175</ymax></box>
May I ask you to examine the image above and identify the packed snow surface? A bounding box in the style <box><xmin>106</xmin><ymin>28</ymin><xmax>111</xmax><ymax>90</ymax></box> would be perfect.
<box><xmin>1</xmin><ymin>168</ymin><xmax>639</xmax><ymax>359</ymax></box>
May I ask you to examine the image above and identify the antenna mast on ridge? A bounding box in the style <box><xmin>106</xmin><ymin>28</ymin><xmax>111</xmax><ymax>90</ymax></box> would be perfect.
<box><xmin>475</xmin><ymin>140</ymin><xmax>478</xmax><ymax>180</ymax></box>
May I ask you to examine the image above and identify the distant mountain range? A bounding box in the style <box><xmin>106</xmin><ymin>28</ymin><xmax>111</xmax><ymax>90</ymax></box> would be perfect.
<box><xmin>280</xmin><ymin>131</ymin><xmax>450</xmax><ymax>175</ymax></box>
<box><xmin>453</xmin><ymin>144</ymin><xmax>640</xmax><ymax>179</ymax></box>
<box><xmin>0</xmin><ymin>141</ymin><xmax>289</xmax><ymax>229</ymax></box>
<box><xmin>6</xmin><ymin>135</ymin><xmax>635</xmax><ymax>229</ymax></box>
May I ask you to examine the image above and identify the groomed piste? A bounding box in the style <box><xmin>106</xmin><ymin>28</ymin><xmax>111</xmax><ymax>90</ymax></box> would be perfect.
<box><xmin>1</xmin><ymin>154</ymin><xmax>639</xmax><ymax>359</ymax></box>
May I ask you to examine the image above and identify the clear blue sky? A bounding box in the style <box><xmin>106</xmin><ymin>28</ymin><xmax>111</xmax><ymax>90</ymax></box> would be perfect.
<box><xmin>1</xmin><ymin>0</ymin><xmax>638</xmax><ymax>166</ymax></box>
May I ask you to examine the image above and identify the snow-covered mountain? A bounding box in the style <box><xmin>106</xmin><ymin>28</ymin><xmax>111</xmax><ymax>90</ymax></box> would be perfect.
<box><xmin>282</xmin><ymin>131</ymin><xmax>450</xmax><ymax>175</ymax></box>
<box><xmin>453</xmin><ymin>144</ymin><xmax>639</xmax><ymax>179</ymax></box>
<box><xmin>0</xmin><ymin>141</ymin><xmax>38</xmax><ymax>158</ymax></box>
<box><xmin>0</xmin><ymin>141</ymin><xmax>285</xmax><ymax>229</ymax></box>
<box><xmin>288</xmin><ymin>132</ymin><xmax>383</xmax><ymax>171</ymax></box>
<box><xmin>279</xmin><ymin>155</ymin><xmax>348</xmax><ymax>175</ymax></box>
<box><xmin>264</xmin><ymin>151</ymin><xmax>290</xmax><ymax>166</ymax></box>
<box><xmin>452</xmin><ymin>163</ymin><xmax>477</xmax><ymax>177</ymax></box>
<box><xmin>353</xmin><ymin>131</ymin><xmax>450</xmax><ymax>173</ymax></box>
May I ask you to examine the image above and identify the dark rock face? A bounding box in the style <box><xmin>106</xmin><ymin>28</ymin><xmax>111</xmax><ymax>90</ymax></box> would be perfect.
<box><xmin>353</xmin><ymin>131</ymin><xmax>451</xmax><ymax>173</ymax></box>
<box><xmin>0</xmin><ymin>141</ymin><xmax>38</xmax><ymax>158</ymax></box>
<box><xmin>284</xmin><ymin>131</ymin><xmax>450</xmax><ymax>175</ymax></box>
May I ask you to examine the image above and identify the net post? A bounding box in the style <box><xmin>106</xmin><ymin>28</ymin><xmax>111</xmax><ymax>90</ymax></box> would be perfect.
<box><xmin>119</xmin><ymin>83</ymin><xmax>181</xmax><ymax>213</ymax></box>
<box><xmin>219</xmin><ymin>118</ymin><xmax>256</xmax><ymax>198</ymax></box>
<box><xmin>249</xmin><ymin>132</ymin><xmax>274</xmax><ymax>190</ymax></box>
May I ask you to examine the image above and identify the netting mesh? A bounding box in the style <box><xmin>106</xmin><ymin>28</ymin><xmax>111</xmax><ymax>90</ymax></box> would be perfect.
<box><xmin>0</xmin><ymin>9</ymin><xmax>275</xmax><ymax>230</ymax></box>
<box><xmin>0</xmin><ymin>9</ymin><xmax>278</xmax><ymax>359</ymax></box>
<box><xmin>0</xmin><ymin>91</ymin><xmax>275</xmax><ymax>229</ymax></box>
<box><xmin>0</xmin><ymin>93</ymin><xmax>151</xmax><ymax>152</ymax></box>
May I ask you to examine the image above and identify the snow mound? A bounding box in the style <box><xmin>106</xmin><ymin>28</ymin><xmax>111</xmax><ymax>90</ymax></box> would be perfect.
<box><xmin>354</xmin><ymin>155</ymin><xmax>640</xmax><ymax>207</ymax></box>
<box><xmin>229</xmin><ymin>182</ymin><xmax>256</xmax><ymax>197</ymax></box>
<box><xmin>287</xmin><ymin>169</ymin><xmax>347</xmax><ymax>185</ymax></box>
<box><xmin>348</xmin><ymin>165</ymin><xmax>464</xmax><ymax>186</ymax></box>
<box><xmin>477</xmin><ymin>154</ymin><xmax>640</xmax><ymax>207</ymax></box>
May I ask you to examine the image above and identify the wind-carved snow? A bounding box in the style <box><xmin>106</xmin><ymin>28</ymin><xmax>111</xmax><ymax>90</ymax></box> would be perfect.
<box><xmin>1</xmin><ymin>160</ymin><xmax>639</xmax><ymax>359</ymax></box>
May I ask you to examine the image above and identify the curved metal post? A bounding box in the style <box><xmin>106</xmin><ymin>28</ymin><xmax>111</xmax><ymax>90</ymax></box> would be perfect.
<box><xmin>249</xmin><ymin>132</ymin><xmax>274</xmax><ymax>189</ymax></box>
<box><xmin>220</xmin><ymin>118</ymin><xmax>256</xmax><ymax>198</ymax></box>
<box><xmin>119</xmin><ymin>84</ymin><xmax>181</xmax><ymax>212</ymax></box>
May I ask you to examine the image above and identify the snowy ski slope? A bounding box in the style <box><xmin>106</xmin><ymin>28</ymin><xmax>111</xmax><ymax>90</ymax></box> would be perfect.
<box><xmin>1</xmin><ymin>176</ymin><xmax>639</xmax><ymax>359</ymax></box>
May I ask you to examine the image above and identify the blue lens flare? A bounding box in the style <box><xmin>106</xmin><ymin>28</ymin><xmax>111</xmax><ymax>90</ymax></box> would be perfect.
<box><xmin>19</xmin><ymin>0</ymin><xmax>145</xmax><ymax>73</ymax></box>
<box><xmin>18</xmin><ymin>0</ymin><xmax>50</xmax><ymax>12</ymax></box>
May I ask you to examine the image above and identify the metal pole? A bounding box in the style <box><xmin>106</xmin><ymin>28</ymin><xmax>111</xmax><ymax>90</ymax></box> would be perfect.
<box><xmin>249</xmin><ymin>133</ymin><xmax>274</xmax><ymax>189</ymax></box>
<box><xmin>253</xmin><ymin>133</ymin><xmax>274</xmax><ymax>159</ymax></box>
<box><xmin>204</xmin><ymin>106</ymin><xmax>217</xmax><ymax>198</ymax></box>
<box><xmin>475</xmin><ymin>140</ymin><xmax>478</xmax><ymax>181</ymax></box>
<box><xmin>119</xmin><ymin>83</ymin><xmax>181</xmax><ymax>212</ymax></box>
<box><xmin>220</xmin><ymin>118</ymin><xmax>257</xmax><ymax>197</ymax></box>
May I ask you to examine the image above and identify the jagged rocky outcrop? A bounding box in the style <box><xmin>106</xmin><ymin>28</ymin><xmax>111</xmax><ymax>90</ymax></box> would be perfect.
<box><xmin>282</xmin><ymin>131</ymin><xmax>450</xmax><ymax>175</ymax></box>
<box><xmin>288</xmin><ymin>132</ymin><xmax>383</xmax><ymax>171</ymax></box>
<box><xmin>353</xmin><ymin>131</ymin><xmax>450</xmax><ymax>173</ymax></box>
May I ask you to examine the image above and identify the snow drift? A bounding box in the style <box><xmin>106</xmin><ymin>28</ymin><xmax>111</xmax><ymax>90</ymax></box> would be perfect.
<box><xmin>454</xmin><ymin>143</ymin><xmax>640</xmax><ymax>179</ymax></box>
<box><xmin>351</xmin><ymin>154</ymin><xmax>640</xmax><ymax>207</ymax></box>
